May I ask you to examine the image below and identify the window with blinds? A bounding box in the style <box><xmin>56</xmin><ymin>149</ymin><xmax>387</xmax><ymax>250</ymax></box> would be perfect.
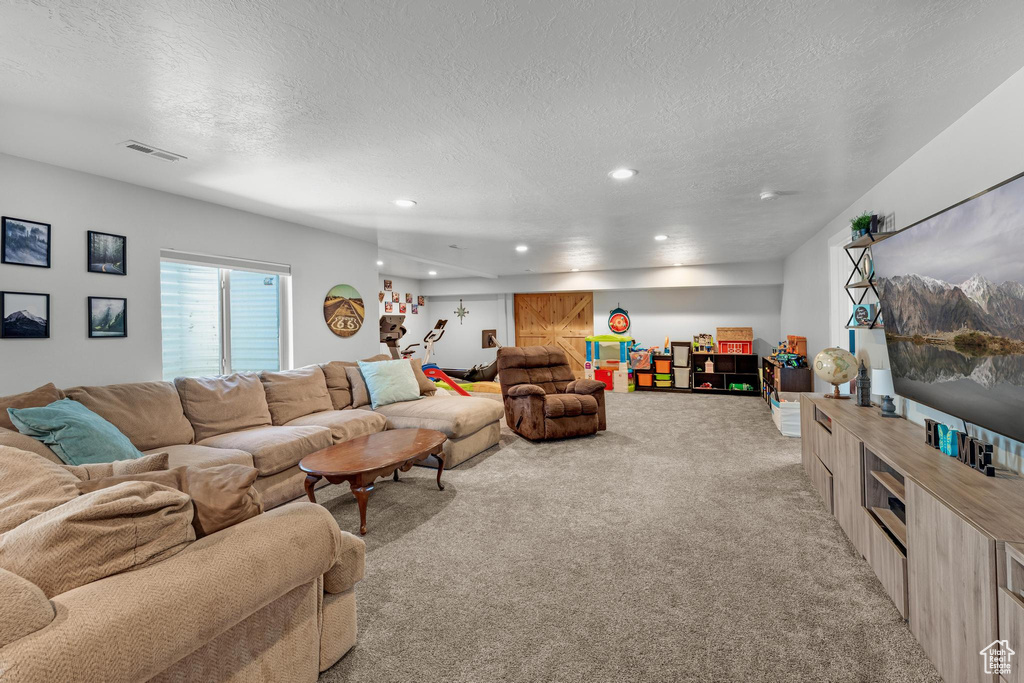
<box><xmin>159</xmin><ymin>257</ymin><xmax>287</xmax><ymax>381</ymax></box>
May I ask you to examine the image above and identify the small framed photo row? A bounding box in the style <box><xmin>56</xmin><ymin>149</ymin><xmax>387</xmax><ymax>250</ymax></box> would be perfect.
<box><xmin>1</xmin><ymin>216</ymin><xmax>51</xmax><ymax>268</ymax></box>
<box><xmin>88</xmin><ymin>297</ymin><xmax>127</xmax><ymax>338</ymax></box>
<box><xmin>87</xmin><ymin>231</ymin><xmax>127</xmax><ymax>275</ymax></box>
<box><xmin>1</xmin><ymin>291</ymin><xmax>50</xmax><ymax>339</ymax></box>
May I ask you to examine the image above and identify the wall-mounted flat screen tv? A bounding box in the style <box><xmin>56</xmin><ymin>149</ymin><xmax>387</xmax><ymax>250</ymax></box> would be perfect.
<box><xmin>873</xmin><ymin>171</ymin><xmax>1024</xmax><ymax>443</ymax></box>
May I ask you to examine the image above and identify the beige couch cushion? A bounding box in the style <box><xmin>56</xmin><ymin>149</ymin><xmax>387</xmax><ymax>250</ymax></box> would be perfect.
<box><xmin>286</xmin><ymin>409</ymin><xmax>387</xmax><ymax>443</ymax></box>
<box><xmin>64</xmin><ymin>381</ymin><xmax>194</xmax><ymax>451</ymax></box>
<box><xmin>0</xmin><ymin>567</ymin><xmax>54</xmax><ymax>647</ymax></box>
<box><xmin>175</xmin><ymin>373</ymin><xmax>273</xmax><ymax>442</ymax></box>
<box><xmin>0</xmin><ymin>446</ymin><xmax>80</xmax><ymax>534</ymax></box>
<box><xmin>198</xmin><ymin>425</ymin><xmax>332</xmax><ymax>476</ymax></box>
<box><xmin>60</xmin><ymin>451</ymin><xmax>170</xmax><ymax>481</ymax></box>
<box><xmin>260</xmin><ymin>366</ymin><xmax>333</xmax><ymax>425</ymax></box>
<box><xmin>0</xmin><ymin>481</ymin><xmax>195</xmax><ymax>598</ymax></box>
<box><xmin>345</xmin><ymin>366</ymin><xmax>370</xmax><ymax>409</ymax></box>
<box><xmin>320</xmin><ymin>361</ymin><xmax>355</xmax><ymax>410</ymax></box>
<box><xmin>409</xmin><ymin>358</ymin><xmax>438</xmax><ymax>396</ymax></box>
<box><xmin>373</xmin><ymin>395</ymin><xmax>504</xmax><ymax>438</ymax></box>
<box><xmin>76</xmin><ymin>464</ymin><xmax>263</xmax><ymax>538</ymax></box>
<box><xmin>0</xmin><ymin>426</ymin><xmax>61</xmax><ymax>463</ymax></box>
<box><xmin>0</xmin><ymin>383</ymin><xmax>63</xmax><ymax>431</ymax></box>
<box><xmin>144</xmin><ymin>443</ymin><xmax>254</xmax><ymax>469</ymax></box>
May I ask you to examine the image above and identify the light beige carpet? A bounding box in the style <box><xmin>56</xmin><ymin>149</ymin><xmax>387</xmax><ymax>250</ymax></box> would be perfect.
<box><xmin>318</xmin><ymin>392</ymin><xmax>940</xmax><ymax>682</ymax></box>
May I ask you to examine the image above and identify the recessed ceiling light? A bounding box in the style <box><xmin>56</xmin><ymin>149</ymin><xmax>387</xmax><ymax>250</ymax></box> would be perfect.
<box><xmin>654</xmin><ymin>234</ymin><xmax>668</xmax><ymax>241</ymax></box>
<box><xmin>570</xmin><ymin>268</ymin><xmax>580</xmax><ymax>272</ymax></box>
<box><xmin>760</xmin><ymin>191</ymin><xmax>780</xmax><ymax>201</ymax></box>
<box><xmin>394</xmin><ymin>199</ymin><xmax>417</xmax><ymax>208</ymax></box>
<box><xmin>609</xmin><ymin>168</ymin><xmax>638</xmax><ymax>180</ymax></box>
<box><xmin>672</xmin><ymin>263</ymin><xmax>683</xmax><ymax>267</ymax></box>
<box><xmin>376</xmin><ymin>260</ymin><xmax>383</xmax><ymax>266</ymax></box>
<box><xmin>515</xmin><ymin>245</ymin><xmax>528</xmax><ymax>253</ymax></box>
<box><xmin>428</xmin><ymin>270</ymin><xmax>437</xmax><ymax>276</ymax></box>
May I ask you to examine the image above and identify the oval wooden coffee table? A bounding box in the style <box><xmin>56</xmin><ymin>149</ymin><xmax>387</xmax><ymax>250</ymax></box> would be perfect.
<box><xmin>299</xmin><ymin>428</ymin><xmax>447</xmax><ymax>535</ymax></box>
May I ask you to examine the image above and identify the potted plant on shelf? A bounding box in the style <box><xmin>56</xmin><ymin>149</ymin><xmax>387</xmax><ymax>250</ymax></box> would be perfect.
<box><xmin>850</xmin><ymin>212</ymin><xmax>872</xmax><ymax>239</ymax></box>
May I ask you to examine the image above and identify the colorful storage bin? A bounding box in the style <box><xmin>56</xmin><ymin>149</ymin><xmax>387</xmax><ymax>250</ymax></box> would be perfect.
<box><xmin>673</xmin><ymin>368</ymin><xmax>690</xmax><ymax>388</ymax></box>
<box><xmin>637</xmin><ymin>372</ymin><xmax>653</xmax><ymax>387</ymax></box>
<box><xmin>654</xmin><ymin>358</ymin><xmax>672</xmax><ymax>373</ymax></box>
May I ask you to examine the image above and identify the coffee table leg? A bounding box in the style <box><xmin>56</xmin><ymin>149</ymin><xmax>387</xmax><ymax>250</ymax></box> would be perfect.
<box><xmin>350</xmin><ymin>484</ymin><xmax>372</xmax><ymax>535</ymax></box>
<box><xmin>393</xmin><ymin>469</ymin><xmax>400</xmax><ymax>482</ymax></box>
<box><xmin>304</xmin><ymin>474</ymin><xmax>321</xmax><ymax>503</ymax></box>
<box><xmin>435</xmin><ymin>452</ymin><xmax>445</xmax><ymax>491</ymax></box>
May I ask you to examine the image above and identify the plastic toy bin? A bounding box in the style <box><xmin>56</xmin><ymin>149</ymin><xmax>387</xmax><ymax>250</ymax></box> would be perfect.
<box><xmin>654</xmin><ymin>358</ymin><xmax>672</xmax><ymax>374</ymax></box>
<box><xmin>637</xmin><ymin>373</ymin><xmax>653</xmax><ymax>387</ymax></box>
<box><xmin>673</xmin><ymin>368</ymin><xmax>690</xmax><ymax>388</ymax></box>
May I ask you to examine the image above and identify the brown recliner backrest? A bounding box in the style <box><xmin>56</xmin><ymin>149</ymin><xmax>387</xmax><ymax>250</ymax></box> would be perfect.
<box><xmin>496</xmin><ymin>346</ymin><xmax>575</xmax><ymax>397</ymax></box>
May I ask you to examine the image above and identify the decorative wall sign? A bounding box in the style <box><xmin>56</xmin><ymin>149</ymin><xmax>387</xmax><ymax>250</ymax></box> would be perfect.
<box><xmin>608</xmin><ymin>305</ymin><xmax>630</xmax><ymax>334</ymax></box>
<box><xmin>385</xmin><ymin>302</ymin><xmax>393</xmax><ymax>313</ymax></box>
<box><xmin>417</xmin><ymin>296</ymin><xmax>425</xmax><ymax>306</ymax></box>
<box><xmin>411</xmin><ymin>304</ymin><xmax>419</xmax><ymax>314</ymax></box>
<box><xmin>378</xmin><ymin>291</ymin><xmax>385</xmax><ymax>302</ymax></box>
<box><xmin>1</xmin><ymin>291</ymin><xmax>49</xmax><ymax>338</ymax></box>
<box><xmin>87</xmin><ymin>231</ymin><xmax>126</xmax><ymax>275</ymax></box>
<box><xmin>323</xmin><ymin>284</ymin><xmax>364</xmax><ymax>337</ymax></box>
<box><xmin>405</xmin><ymin>292</ymin><xmax>412</xmax><ymax>304</ymax></box>
<box><xmin>383</xmin><ymin>280</ymin><xmax>392</xmax><ymax>291</ymax></box>
<box><xmin>1</xmin><ymin>217</ymin><xmax>50</xmax><ymax>268</ymax></box>
<box><xmin>454</xmin><ymin>299</ymin><xmax>469</xmax><ymax>324</ymax></box>
<box><xmin>399</xmin><ymin>303</ymin><xmax>406</xmax><ymax>314</ymax></box>
<box><xmin>392</xmin><ymin>292</ymin><xmax>400</xmax><ymax>303</ymax></box>
<box><xmin>88</xmin><ymin>297</ymin><xmax>127</xmax><ymax>338</ymax></box>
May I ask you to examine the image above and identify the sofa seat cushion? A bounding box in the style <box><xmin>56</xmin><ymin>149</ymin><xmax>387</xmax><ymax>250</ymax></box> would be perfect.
<box><xmin>144</xmin><ymin>444</ymin><xmax>254</xmax><ymax>470</ymax></box>
<box><xmin>174</xmin><ymin>373</ymin><xmax>272</xmax><ymax>442</ymax></box>
<box><xmin>0</xmin><ymin>567</ymin><xmax>54</xmax><ymax>647</ymax></box>
<box><xmin>198</xmin><ymin>425</ymin><xmax>332</xmax><ymax>476</ymax></box>
<box><xmin>285</xmin><ymin>410</ymin><xmax>387</xmax><ymax>443</ymax></box>
<box><xmin>544</xmin><ymin>413</ymin><xmax>599</xmax><ymax>439</ymax></box>
<box><xmin>63</xmin><ymin>381</ymin><xmax>194</xmax><ymax>451</ymax></box>
<box><xmin>62</xmin><ymin>452</ymin><xmax>170</xmax><ymax>481</ymax></box>
<box><xmin>372</xmin><ymin>395</ymin><xmax>504</xmax><ymax>438</ymax></box>
<box><xmin>0</xmin><ymin>446</ymin><xmax>81</xmax><ymax>534</ymax></box>
<box><xmin>0</xmin><ymin>480</ymin><xmax>195</xmax><ymax>598</ymax></box>
<box><xmin>259</xmin><ymin>366</ymin><xmax>333</xmax><ymax>425</ymax></box>
<box><xmin>544</xmin><ymin>393</ymin><xmax>598</xmax><ymax>418</ymax></box>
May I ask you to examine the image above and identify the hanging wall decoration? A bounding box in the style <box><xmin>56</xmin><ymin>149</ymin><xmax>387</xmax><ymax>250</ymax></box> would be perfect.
<box><xmin>607</xmin><ymin>304</ymin><xmax>630</xmax><ymax>334</ymax></box>
<box><xmin>392</xmin><ymin>292</ymin><xmax>400</xmax><ymax>303</ymax></box>
<box><xmin>1</xmin><ymin>291</ymin><xmax>49</xmax><ymax>338</ymax></box>
<box><xmin>88</xmin><ymin>297</ymin><xmax>127</xmax><ymax>338</ymax></box>
<box><xmin>405</xmin><ymin>292</ymin><xmax>412</xmax><ymax>304</ymax></box>
<box><xmin>454</xmin><ymin>299</ymin><xmax>469</xmax><ymax>324</ymax></box>
<box><xmin>399</xmin><ymin>303</ymin><xmax>406</xmax><ymax>314</ymax></box>
<box><xmin>378</xmin><ymin>291</ymin><xmax>385</xmax><ymax>302</ymax></box>
<box><xmin>411</xmin><ymin>304</ymin><xmax>419</xmax><ymax>314</ymax></box>
<box><xmin>385</xmin><ymin>302</ymin><xmax>393</xmax><ymax>313</ymax></box>
<box><xmin>1</xmin><ymin>217</ymin><xmax>50</xmax><ymax>268</ymax></box>
<box><xmin>383</xmin><ymin>280</ymin><xmax>392</xmax><ymax>291</ymax></box>
<box><xmin>87</xmin><ymin>231</ymin><xmax>127</xmax><ymax>275</ymax></box>
<box><xmin>417</xmin><ymin>295</ymin><xmax>425</xmax><ymax>306</ymax></box>
<box><xmin>323</xmin><ymin>284</ymin><xmax>364</xmax><ymax>337</ymax></box>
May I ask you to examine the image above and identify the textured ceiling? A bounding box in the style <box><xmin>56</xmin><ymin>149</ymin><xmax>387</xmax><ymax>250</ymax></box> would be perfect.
<box><xmin>2</xmin><ymin>1</ymin><xmax>1024</xmax><ymax>279</ymax></box>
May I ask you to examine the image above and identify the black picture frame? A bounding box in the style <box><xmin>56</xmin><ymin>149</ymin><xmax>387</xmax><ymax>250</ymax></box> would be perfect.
<box><xmin>87</xmin><ymin>296</ymin><xmax>128</xmax><ymax>339</ymax></box>
<box><xmin>87</xmin><ymin>231</ymin><xmax>127</xmax><ymax>275</ymax></box>
<box><xmin>0</xmin><ymin>291</ymin><xmax>50</xmax><ymax>339</ymax></box>
<box><xmin>1</xmin><ymin>216</ymin><xmax>51</xmax><ymax>268</ymax></box>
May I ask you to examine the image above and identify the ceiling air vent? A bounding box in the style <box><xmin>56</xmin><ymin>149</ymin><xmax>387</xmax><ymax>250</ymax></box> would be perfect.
<box><xmin>119</xmin><ymin>140</ymin><xmax>187</xmax><ymax>162</ymax></box>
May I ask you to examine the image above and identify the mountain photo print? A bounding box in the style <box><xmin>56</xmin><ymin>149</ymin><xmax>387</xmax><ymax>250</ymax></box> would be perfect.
<box><xmin>873</xmin><ymin>172</ymin><xmax>1024</xmax><ymax>441</ymax></box>
<box><xmin>1</xmin><ymin>291</ymin><xmax>49</xmax><ymax>338</ymax></box>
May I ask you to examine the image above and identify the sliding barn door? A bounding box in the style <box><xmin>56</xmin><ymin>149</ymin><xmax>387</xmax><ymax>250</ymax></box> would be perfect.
<box><xmin>514</xmin><ymin>292</ymin><xmax>594</xmax><ymax>377</ymax></box>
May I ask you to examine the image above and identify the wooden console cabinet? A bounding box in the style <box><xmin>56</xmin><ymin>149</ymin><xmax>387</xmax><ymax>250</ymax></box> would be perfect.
<box><xmin>800</xmin><ymin>394</ymin><xmax>1024</xmax><ymax>683</ymax></box>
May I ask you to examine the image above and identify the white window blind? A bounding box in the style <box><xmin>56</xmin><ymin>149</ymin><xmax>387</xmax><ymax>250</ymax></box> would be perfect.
<box><xmin>160</xmin><ymin>257</ymin><xmax>287</xmax><ymax>381</ymax></box>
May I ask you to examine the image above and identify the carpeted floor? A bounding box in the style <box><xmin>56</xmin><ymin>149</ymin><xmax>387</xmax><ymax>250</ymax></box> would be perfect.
<box><xmin>317</xmin><ymin>392</ymin><xmax>940</xmax><ymax>682</ymax></box>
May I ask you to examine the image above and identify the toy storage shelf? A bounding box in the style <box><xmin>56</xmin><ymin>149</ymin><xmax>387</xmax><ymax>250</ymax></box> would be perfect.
<box><xmin>635</xmin><ymin>344</ymin><xmax>691</xmax><ymax>393</ymax></box>
<box><xmin>690</xmin><ymin>352</ymin><xmax>760</xmax><ymax>396</ymax></box>
<box><xmin>761</xmin><ymin>356</ymin><xmax>812</xmax><ymax>404</ymax></box>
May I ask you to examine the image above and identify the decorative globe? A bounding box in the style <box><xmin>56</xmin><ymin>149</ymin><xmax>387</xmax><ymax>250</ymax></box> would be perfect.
<box><xmin>813</xmin><ymin>347</ymin><xmax>858</xmax><ymax>398</ymax></box>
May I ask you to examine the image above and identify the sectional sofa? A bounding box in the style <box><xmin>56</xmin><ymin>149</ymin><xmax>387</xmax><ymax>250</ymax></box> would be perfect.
<box><xmin>2</xmin><ymin>355</ymin><xmax>505</xmax><ymax>509</ymax></box>
<box><xmin>0</xmin><ymin>357</ymin><xmax>504</xmax><ymax>681</ymax></box>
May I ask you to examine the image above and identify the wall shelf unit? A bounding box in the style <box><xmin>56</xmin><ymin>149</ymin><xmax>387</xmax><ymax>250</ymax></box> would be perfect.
<box><xmin>843</xmin><ymin>223</ymin><xmax>892</xmax><ymax>330</ymax></box>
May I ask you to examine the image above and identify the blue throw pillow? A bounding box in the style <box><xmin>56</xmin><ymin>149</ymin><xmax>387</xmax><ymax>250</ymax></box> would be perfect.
<box><xmin>8</xmin><ymin>399</ymin><xmax>145</xmax><ymax>466</ymax></box>
<box><xmin>357</xmin><ymin>359</ymin><xmax>423</xmax><ymax>410</ymax></box>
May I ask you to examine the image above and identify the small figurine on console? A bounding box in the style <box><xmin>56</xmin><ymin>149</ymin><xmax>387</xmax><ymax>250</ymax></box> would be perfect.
<box><xmin>855</xmin><ymin>361</ymin><xmax>872</xmax><ymax>407</ymax></box>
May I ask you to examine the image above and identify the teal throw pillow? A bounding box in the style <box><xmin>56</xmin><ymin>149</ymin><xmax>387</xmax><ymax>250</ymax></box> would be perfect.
<box><xmin>357</xmin><ymin>359</ymin><xmax>422</xmax><ymax>410</ymax></box>
<box><xmin>8</xmin><ymin>398</ymin><xmax>146</xmax><ymax>466</ymax></box>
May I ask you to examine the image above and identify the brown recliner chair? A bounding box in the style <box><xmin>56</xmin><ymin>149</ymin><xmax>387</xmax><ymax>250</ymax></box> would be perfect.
<box><xmin>496</xmin><ymin>346</ymin><xmax>607</xmax><ymax>440</ymax></box>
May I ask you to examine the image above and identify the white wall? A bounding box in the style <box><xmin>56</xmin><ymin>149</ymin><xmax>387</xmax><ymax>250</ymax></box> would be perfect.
<box><xmin>377</xmin><ymin>274</ymin><xmax>433</xmax><ymax>356</ymax></box>
<box><xmin>593</xmin><ymin>286</ymin><xmax>781</xmax><ymax>356</ymax></box>
<box><xmin>424</xmin><ymin>293</ymin><xmax>511</xmax><ymax>370</ymax></box>
<box><xmin>0</xmin><ymin>153</ymin><xmax>380</xmax><ymax>394</ymax></box>
<box><xmin>781</xmin><ymin>64</ymin><xmax>1024</xmax><ymax>473</ymax></box>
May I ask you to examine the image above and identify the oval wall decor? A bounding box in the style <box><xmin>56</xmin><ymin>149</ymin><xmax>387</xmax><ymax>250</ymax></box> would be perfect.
<box><xmin>608</xmin><ymin>305</ymin><xmax>630</xmax><ymax>334</ymax></box>
<box><xmin>323</xmin><ymin>284</ymin><xmax>364</xmax><ymax>337</ymax></box>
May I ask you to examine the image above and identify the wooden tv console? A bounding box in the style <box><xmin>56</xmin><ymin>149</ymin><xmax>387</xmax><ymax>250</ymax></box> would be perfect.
<box><xmin>800</xmin><ymin>394</ymin><xmax>1024</xmax><ymax>683</ymax></box>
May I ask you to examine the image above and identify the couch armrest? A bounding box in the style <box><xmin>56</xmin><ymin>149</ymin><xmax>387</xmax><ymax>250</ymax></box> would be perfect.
<box><xmin>508</xmin><ymin>384</ymin><xmax>546</xmax><ymax>398</ymax></box>
<box><xmin>567</xmin><ymin>379</ymin><xmax>605</xmax><ymax>396</ymax></box>
<box><xmin>323</xmin><ymin>530</ymin><xmax>365</xmax><ymax>594</ymax></box>
<box><xmin>0</xmin><ymin>568</ymin><xmax>53</xmax><ymax>648</ymax></box>
<box><xmin>0</xmin><ymin>503</ymin><xmax>343</xmax><ymax>683</ymax></box>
